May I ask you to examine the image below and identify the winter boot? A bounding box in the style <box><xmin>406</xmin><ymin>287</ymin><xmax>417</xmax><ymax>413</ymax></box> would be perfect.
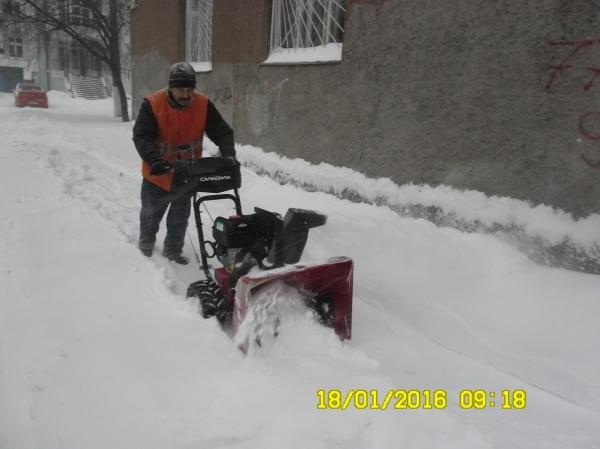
<box><xmin>139</xmin><ymin>246</ymin><xmax>153</xmax><ymax>257</ymax></box>
<box><xmin>163</xmin><ymin>252</ymin><xmax>189</xmax><ymax>265</ymax></box>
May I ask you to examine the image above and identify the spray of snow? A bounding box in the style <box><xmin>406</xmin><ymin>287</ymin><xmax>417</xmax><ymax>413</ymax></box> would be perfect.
<box><xmin>233</xmin><ymin>281</ymin><xmax>331</xmax><ymax>355</ymax></box>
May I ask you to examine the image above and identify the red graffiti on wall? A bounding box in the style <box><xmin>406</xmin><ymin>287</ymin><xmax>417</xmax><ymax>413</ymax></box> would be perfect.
<box><xmin>579</xmin><ymin>112</ymin><xmax>600</xmax><ymax>141</ymax></box>
<box><xmin>547</xmin><ymin>40</ymin><xmax>600</xmax><ymax>168</ymax></box>
<box><xmin>546</xmin><ymin>39</ymin><xmax>598</xmax><ymax>90</ymax></box>
<box><xmin>584</xmin><ymin>68</ymin><xmax>600</xmax><ymax>91</ymax></box>
<box><xmin>580</xmin><ymin>153</ymin><xmax>600</xmax><ymax>168</ymax></box>
<box><xmin>579</xmin><ymin>112</ymin><xmax>600</xmax><ymax>168</ymax></box>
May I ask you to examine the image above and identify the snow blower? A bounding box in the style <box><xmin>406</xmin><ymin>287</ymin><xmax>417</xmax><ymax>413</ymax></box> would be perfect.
<box><xmin>184</xmin><ymin>157</ymin><xmax>353</xmax><ymax>345</ymax></box>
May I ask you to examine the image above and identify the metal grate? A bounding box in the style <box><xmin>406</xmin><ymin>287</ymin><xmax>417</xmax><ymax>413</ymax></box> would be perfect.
<box><xmin>186</xmin><ymin>0</ymin><xmax>213</xmax><ymax>72</ymax></box>
<box><xmin>270</xmin><ymin>0</ymin><xmax>346</xmax><ymax>53</ymax></box>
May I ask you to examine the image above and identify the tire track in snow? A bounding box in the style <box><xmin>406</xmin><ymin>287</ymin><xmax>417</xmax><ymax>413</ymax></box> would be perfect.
<box><xmin>44</xmin><ymin>135</ymin><xmax>142</xmax><ymax>246</ymax></box>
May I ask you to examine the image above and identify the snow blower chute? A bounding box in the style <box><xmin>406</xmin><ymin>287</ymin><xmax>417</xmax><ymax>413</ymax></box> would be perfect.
<box><xmin>184</xmin><ymin>157</ymin><xmax>353</xmax><ymax>343</ymax></box>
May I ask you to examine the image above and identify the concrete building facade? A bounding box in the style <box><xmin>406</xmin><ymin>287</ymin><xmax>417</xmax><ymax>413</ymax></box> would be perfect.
<box><xmin>131</xmin><ymin>0</ymin><xmax>600</xmax><ymax>218</ymax></box>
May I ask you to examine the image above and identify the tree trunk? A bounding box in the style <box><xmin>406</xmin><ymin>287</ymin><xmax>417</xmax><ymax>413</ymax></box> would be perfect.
<box><xmin>111</xmin><ymin>67</ymin><xmax>129</xmax><ymax>122</ymax></box>
<box><xmin>106</xmin><ymin>0</ymin><xmax>128</xmax><ymax>121</ymax></box>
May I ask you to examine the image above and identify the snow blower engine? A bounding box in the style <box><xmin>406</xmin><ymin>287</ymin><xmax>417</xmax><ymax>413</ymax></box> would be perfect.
<box><xmin>184</xmin><ymin>157</ymin><xmax>353</xmax><ymax>342</ymax></box>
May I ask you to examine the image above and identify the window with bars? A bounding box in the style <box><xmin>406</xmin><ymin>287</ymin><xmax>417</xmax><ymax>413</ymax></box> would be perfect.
<box><xmin>267</xmin><ymin>0</ymin><xmax>346</xmax><ymax>64</ymax></box>
<box><xmin>186</xmin><ymin>0</ymin><xmax>213</xmax><ymax>73</ymax></box>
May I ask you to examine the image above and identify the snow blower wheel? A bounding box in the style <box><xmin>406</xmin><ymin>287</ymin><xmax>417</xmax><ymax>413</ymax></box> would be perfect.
<box><xmin>187</xmin><ymin>279</ymin><xmax>229</xmax><ymax>323</ymax></box>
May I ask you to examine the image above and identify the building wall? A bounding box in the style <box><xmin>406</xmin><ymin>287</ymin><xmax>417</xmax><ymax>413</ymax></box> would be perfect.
<box><xmin>130</xmin><ymin>0</ymin><xmax>186</xmax><ymax>114</ymax></box>
<box><xmin>0</xmin><ymin>26</ymin><xmax>38</xmax><ymax>89</ymax></box>
<box><xmin>131</xmin><ymin>0</ymin><xmax>600</xmax><ymax>218</ymax></box>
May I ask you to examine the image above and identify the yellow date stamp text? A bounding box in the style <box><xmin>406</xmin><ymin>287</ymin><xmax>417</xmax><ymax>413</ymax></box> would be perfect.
<box><xmin>317</xmin><ymin>389</ymin><xmax>527</xmax><ymax>410</ymax></box>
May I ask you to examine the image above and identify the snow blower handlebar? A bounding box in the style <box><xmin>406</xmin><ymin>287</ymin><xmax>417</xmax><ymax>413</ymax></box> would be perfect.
<box><xmin>187</xmin><ymin>157</ymin><xmax>242</xmax><ymax>193</ymax></box>
<box><xmin>187</xmin><ymin>157</ymin><xmax>243</xmax><ymax>280</ymax></box>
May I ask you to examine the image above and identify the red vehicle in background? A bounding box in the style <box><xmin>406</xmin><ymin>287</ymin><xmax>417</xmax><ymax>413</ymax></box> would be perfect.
<box><xmin>14</xmin><ymin>83</ymin><xmax>48</xmax><ymax>108</ymax></box>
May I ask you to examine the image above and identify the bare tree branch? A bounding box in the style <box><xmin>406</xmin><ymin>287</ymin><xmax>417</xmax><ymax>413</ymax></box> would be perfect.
<box><xmin>1</xmin><ymin>0</ymin><xmax>131</xmax><ymax>121</ymax></box>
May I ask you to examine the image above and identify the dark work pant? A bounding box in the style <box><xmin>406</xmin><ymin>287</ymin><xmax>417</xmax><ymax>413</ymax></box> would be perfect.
<box><xmin>139</xmin><ymin>178</ymin><xmax>195</xmax><ymax>256</ymax></box>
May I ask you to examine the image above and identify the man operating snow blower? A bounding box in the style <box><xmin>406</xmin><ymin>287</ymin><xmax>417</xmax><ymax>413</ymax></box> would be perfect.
<box><xmin>133</xmin><ymin>64</ymin><xmax>353</xmax><ymax>346</ymax></box>
<box><xmin>133</xmin><ymin>62</ymin><xmax>236</xmax><ymax>264</ymax></box>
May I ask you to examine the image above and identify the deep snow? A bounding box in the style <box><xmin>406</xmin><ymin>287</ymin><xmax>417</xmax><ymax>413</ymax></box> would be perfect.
<box><xmin>1</xmin><ymin>91</ymin><xmax>599</xmax><ymax>449</ymax></box>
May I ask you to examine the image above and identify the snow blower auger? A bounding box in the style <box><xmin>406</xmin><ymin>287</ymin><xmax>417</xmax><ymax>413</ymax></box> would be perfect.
<box><xmin>184</xmin><ymin>157</ymin><xmax>354</xmax><ymax>346</ymax></box>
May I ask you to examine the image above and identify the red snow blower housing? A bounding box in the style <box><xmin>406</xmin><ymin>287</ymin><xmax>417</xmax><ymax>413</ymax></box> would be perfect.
<box><xmin>185</xmin><ymin>157</ymin><xmax>353</xmax><ymax>342</ymax></box>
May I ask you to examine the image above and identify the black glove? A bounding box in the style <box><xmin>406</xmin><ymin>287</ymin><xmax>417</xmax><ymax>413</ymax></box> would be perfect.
<box><xmin>231</xmin><ymin>157</ymin><xmax>241</xmax><ymax>172</ymax></box>
<box><xmin>170</xmin><ymin>160</ymin><xmax>193</xmax><ymax>185</ymax></box>
<box><xmin>149</xmin><ymin>159</ymin><xmax>172</xmax><ymax>176</ymax></box>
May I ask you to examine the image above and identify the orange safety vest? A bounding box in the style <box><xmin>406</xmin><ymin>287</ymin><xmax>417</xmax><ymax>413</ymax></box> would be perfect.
<box><xmin>142</xmin><ymin>88</ymin><xmax>208</xmax><ymax>191</ymax></box>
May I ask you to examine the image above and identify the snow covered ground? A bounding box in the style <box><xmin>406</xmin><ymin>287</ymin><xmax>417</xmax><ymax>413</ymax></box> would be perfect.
<box><xmin>1</xmin><ymin>91</ymin><xmax>599</xmax><ymax>449</ymax></box>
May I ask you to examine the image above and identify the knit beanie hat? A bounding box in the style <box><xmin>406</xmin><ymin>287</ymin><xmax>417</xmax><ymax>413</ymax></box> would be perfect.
<box><xmin>168</xmin><ymin>62</ymin><xmax>196</xmax><ymax>88</ymax></box>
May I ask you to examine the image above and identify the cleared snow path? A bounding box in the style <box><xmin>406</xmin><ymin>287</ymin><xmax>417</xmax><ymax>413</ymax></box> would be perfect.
<box><xmin>1</xmin><ymin>92</ymin><xmax>599</xmax><ymax>449</ymax></box>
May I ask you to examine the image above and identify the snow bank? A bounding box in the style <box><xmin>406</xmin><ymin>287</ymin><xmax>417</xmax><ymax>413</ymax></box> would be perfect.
<box><xmin>263</xmin><ymin>43</ymin><xmax>343</xmax><ymax>64</ymax></box>
<box><xmin>233</xmin><ymin>143</ymin><xmax>600</xmax><ymax>273</ymax></box>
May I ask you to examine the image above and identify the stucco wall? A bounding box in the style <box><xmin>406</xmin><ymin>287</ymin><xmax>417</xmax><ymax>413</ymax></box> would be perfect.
<box><xmin>131</xmin><ymin>0</ymin><xmax>600</xmax><ymax>217</ymax></box>
<box><xmin>231</xmin><ymin>0</ymin><xmax>600</xmax><ymax>217</ymax></box>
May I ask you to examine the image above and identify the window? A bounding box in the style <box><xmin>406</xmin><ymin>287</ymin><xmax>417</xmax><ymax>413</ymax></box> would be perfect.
<box><xmin>186</xmin><ymin>0</ymin><xmax>213</xmax><ymax>73</ymax></box>
<box><xmin>71</xmin><ymin>43</ymin><xmax>86</xmax><ymax>73</ymax></box>
<box><xmin>71</xmin><ymin>46</ymin><xmax>81</xmax><ymax>71</ymax></box>
<box><xmin>58</xmin><ymin>38</ymin><xmax>69</xmax><ymax>71</ymax></box>
<box><xmin>267</xmin><ymin>0</ymin><xmax>346</xmax><ymax>64</ymax></box>
<box><xmin>71</xmin><ymin>1</ymin><xmax>82</xmax><ymax>24</ymax></box>
<box><xmin>8</xmin><ymin>35</ymin><xmax>23</xmax><ymax>58</ymax></box>
<box><xmin>20</xmin><ymin>85</ymin><xmax>44</xmax><ymax>91</ymax></box>
<box><xmin>58</xmin><ymin>36</ymin><xmax>96</xmax><ymax>74</ymax></box>
<box><xmin>57</xmin><ymin>0</ymin><xmax>93</xmax><ymax>27</ymax></box>
<box><xmin>70</xmin><ymin>0</ymin><xmax>93</xmax><ymax>26</ymax></box>
<box><xmin>58</xmin><ymin>0</ymin><xmax>67</xmax><ymax>20</ymax></box>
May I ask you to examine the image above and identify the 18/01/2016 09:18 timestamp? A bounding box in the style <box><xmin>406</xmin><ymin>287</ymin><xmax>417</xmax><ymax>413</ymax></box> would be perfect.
<box><xmin>316</xmin><ymin>390</ymin><xmax>527</xmax><ymax>410</ymax></box>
